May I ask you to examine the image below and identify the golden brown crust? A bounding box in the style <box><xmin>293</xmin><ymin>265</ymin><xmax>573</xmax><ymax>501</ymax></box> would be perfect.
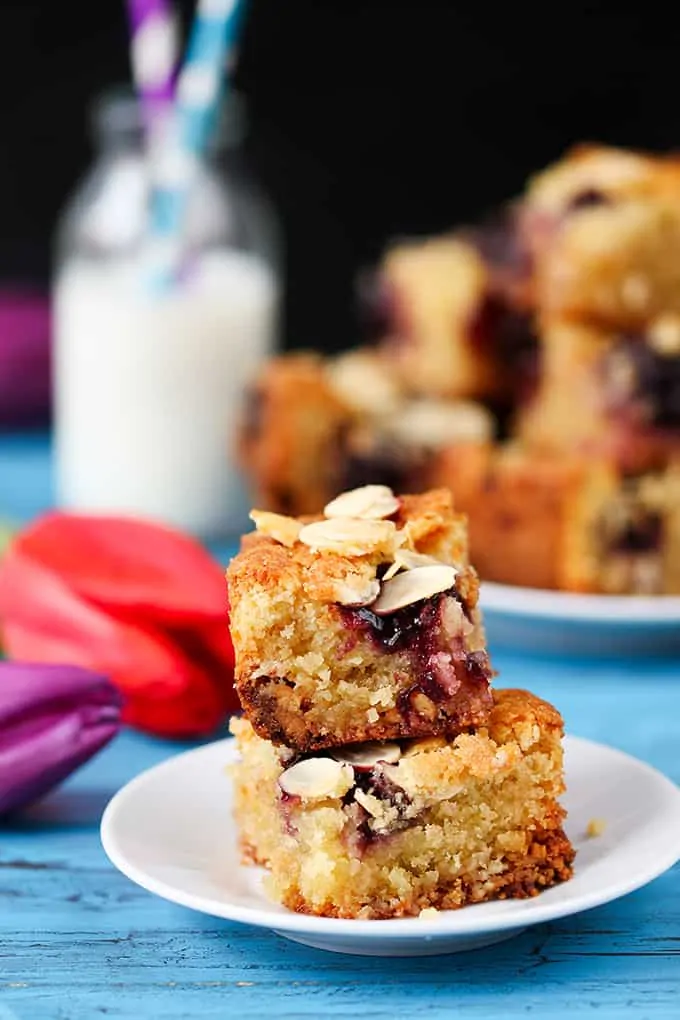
<box><xmin>431</xmin><ymin>443</ymin><xmax>604</xmax><ymax>590</ymax></box>
<box><xmin>278</xmin><ymin>826</ymin><xmax>574</xmax><ymax>919</ymax></box>
<box><xmin>237</xmin><ymin>353</ymin><xmax>350</xmax><ymax>515</ymax></box>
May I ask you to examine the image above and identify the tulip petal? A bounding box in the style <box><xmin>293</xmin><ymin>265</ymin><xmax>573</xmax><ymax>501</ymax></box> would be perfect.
<box><xmin>0</xmin><ymin>662</ymin><xmax>121</xmax><ymax>815</ymax></box>
<box><xmin>10</xmin><ymin>513</ymin><xmax>228</xmax><ymax>623</ymax></box>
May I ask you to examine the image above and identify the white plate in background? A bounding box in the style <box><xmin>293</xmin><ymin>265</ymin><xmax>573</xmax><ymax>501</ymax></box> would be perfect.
<box><xmin>480</xmin><ymin>583</ymin><xmax>680</xmax><ymax>657</ymax></box>
<box><xmin>101</xmin><ymin>736</ymin><xmax>680</xmax><ymax>957</ymax></box>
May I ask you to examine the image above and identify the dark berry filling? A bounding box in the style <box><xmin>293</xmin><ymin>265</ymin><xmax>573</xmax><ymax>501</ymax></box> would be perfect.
<box><xmin>603</xmin><ymin>336</ymin><xmax>680</xmax><ymax>429</ymax></box>
<box><xmin>343</xmin><ymin>594</ymin><xmax>443</xmax><ymax>654</ymax></box>
<box><xmin>340</xmin><ymin>587</ymin><xmax>492</xmax><ymax>724</ymax></box>
<box><xmin>615</xmin><ymin>513</ymin><xmax>663</xmax><ymax>553</ymax></box>
<box><xmin>566</xmin><ymin>188</ymin><xmax>610</xmax><ymax>212</ymax></box>
<box><xmin>600</xmin><ymin>506</ymin><xmax>663</xmax><ymax>556</ymax></box>
<box><xmin>469</xmin><ymin>294</ymin><xmax>540</xmax><ymax>397</ymax></box>
<box><xmin>338</xmin><ymin>440</ymin><xmax>416</xmax><ymax>496</ymax></box>
<box><xmin>347</xmin><ymin>768</ymin><xmax>414</xmax><ymax>848</ymax></box>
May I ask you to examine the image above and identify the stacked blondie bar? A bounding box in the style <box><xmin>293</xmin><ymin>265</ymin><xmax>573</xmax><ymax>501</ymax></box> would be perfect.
<box><xmin>228</xmin><ymin>485</ymin><xmax>574</xmax><ymax>918</ymax></box>
<box><xmin>238</xmin><ymin>145</ymin><xmax>680</xmax><ymax>594</ymax></box>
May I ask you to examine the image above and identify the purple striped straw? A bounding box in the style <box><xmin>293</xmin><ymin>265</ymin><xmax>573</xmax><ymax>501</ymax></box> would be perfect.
<box><xmin>126</xmin><ymin>0</ymin><xmax>178</xmax><ymax>140</ymax></box>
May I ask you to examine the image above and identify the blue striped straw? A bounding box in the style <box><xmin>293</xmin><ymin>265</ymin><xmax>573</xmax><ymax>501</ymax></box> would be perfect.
<box><xmin>145</xmin><ymin>0</ymin><xmax>246</xmax><ymax>289</ymax></box>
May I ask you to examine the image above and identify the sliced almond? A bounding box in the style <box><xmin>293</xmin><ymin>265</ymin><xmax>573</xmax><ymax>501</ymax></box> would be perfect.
<box><xmin>331</xmin><ymin>576</ymin><xmax>381</xmax><ymax>607</ymax></box>
<box><xmin>331</xmin><ymin>741</ymin><xmax>401</xmax><ymax>767</ymax></box>
<box><xmin>387</xmin><ymin>399</ymin><xmax>493</xmax><ymax>449</ymax></box>
<box><xmin>327</xmin><ymin>350</ymin><xmax>403</xmax><ymax>417</ymax></box>
<box><xmin>249</xmin><ymin>510</ymin><xmax>301</xmax><ymax>547</ymax></box>
<box><xmin>648</xmin><ymin>315</ymin><xmax>680</xmax><ymax>355</ymax></box>
<box><xmin>298</xmin><ymin>517</ymin><xmax>402</xmax><ymax>557</ymax></box>
<box><xmin>324</xmin><ymin>485</ymin><xmax>400</xmax><ymax>521</ymax></box>
<box><xmin>370</xmin><ymin>564</ymin><xmax>457</xmax><ymax>615</ymax></box>
<box><xmin>279</xmin><ymin>758</ymin><xmax>354</xmax><ymax>799</ymax></box>
<box><xmin>382</xmin><ymin>548</ymin><xmax>443</xmax><ymax>580</ymax></box>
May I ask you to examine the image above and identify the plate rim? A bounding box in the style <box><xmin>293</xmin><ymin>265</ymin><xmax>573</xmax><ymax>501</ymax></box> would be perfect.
<box><xmin>480</xmin><ymin>582</ymin><xmax>680</xmax><ymax>625</ymax></box>
<box><xmin>100</xmin><ymin>734</ymin><xmax>680</xmax><ymax>941</ymax></box>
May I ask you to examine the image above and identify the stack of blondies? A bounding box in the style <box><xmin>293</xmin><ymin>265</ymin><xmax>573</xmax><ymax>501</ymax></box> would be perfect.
<box><xmin>228</xmin><ymin>485</ymin><xmax>574</xmax><ymax>919</ymax></box>
<box><xmin>238</xmin><ymin>145</ymin><xmax>680</xmax><ymax>595</ymax></box>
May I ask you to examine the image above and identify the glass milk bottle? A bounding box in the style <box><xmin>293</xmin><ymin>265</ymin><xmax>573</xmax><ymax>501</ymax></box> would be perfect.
<box><xmin>53</xmin><ymin>89</ymin><xmax>278</xmax><ymax>537</ymax></box>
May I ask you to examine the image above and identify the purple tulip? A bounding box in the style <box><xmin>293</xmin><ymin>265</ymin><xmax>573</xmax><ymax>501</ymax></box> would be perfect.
<box><xmin>0</xmin><ymin>662</ymin><xmax>122</xmax><ymax>815</ymax></box>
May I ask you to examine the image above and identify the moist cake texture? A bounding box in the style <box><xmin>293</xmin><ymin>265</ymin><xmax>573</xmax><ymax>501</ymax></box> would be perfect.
<box><xmin>229</xmin><ymin>687</ymin><xmax>575</xmax><ymax>919</ymax></box>
<box><xmin>227</xmin><ymin>487</ymin><xmax>493</xmax><ymax>751</ymax></box>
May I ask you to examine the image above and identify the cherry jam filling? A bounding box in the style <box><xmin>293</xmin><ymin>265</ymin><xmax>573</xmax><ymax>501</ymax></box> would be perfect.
<box><xmin>601</xmin><ymin>509</ymin><xmax>663</xmax><ymax>555</ymax></box>
<box><xmin>340</xmin><ymin>587</ymin><xmax>491</xmax><ymax>714</ymax></box>
<box><xmin>346</xmin><ymin>768</ymin><xmax>414</xmax><ymax>848</ymax></box>
<box><xmin>470</xmin><ymin>294</ymin><xmax>539</xmax><ymax>396</ymax></box>
<box><xmin>603</xmin><ymin>337</ymin><xmax>680</xmax><ymax>428</ymax></box>
<box><xmin>338</xmin><ymin>440</ymin><xmax>416</xmax><ymax>496</ymax></box>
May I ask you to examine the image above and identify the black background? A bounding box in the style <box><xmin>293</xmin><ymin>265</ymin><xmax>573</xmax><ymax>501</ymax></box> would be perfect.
<box><xmin>2</xmin><ymin>1</ymin><xmax>680</xmax><ymax>351</ymax></box>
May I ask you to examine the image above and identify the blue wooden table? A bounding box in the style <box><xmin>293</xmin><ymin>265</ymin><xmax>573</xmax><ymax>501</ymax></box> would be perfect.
<box><xmin>1</xmin><ymin>434</ymin><xmax>679</xmax><ymax>1020</ymax></box>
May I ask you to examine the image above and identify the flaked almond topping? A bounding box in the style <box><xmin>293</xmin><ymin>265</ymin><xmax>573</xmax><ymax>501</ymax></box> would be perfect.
<box><xmin>648</xmin><ymin>315</ymin><xmax>680</xmax><ymax>356</ymax></box>
<box><xmin>369</xmin><ymin>564</ymin><xmax>458</xmax><ymax>615</ymax></box>
<box><xmin>249</xmin><ymin>510</ymin><xmax>302</xmax><ymax>547</ymax></box>
<box><xmin>331</xmin><ymin>576</ymin><xmax>381</xmax><ymax>607</ymax></box>
<box><xmin>402</xmin><ymin>736</ymin><xmax>448</xmax><ymax>757</ymax></box>
<box><xmin>279</xmin><ymin>757</ymin><xmax>354</xmax><ymax>799</ymax></box>
<box><xmin>327</xmin><ymin>351</ymin><xmax>403</xmax><ymax>417</ymax></box>
<box><xmin>382</xmin><ymin>548</ymin><xmax>443</xmax><ymax>580</ymax></box>
<box><xmin>324</xmin><ymin>484</ymin><xmax>400</xmax><ymax>521</ymax></box>
<box><xmin>387</xmin><ymin>399</ymin><xmax>493</xmax><ymax>449</ymax></box>
<box><xmin>331</xmin><ymin>741</ymin><xmax>401</xmax><ymax>767</ymax></box>
<box><xmin>298</xmin><ymin>516</ymin><xmax>403</xmax><ymax>557</ymax></box>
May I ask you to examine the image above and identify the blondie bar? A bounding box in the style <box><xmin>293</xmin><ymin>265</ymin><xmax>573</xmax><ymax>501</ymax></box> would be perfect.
<box><xmin>433</xmin><ymin>442</ymin><xmax>680</xmax><ymax>594</ymax></box>
<box><xmin>238</xmin><ymin>349</ymin><xmax>493</xmax><ymax>518</ymax></box>
<box><xmin>521</xmin><ymin>145</ymin><xmax>680</xmax><ymax>328</ymax></box>
<box><xmin>230</xmin><ymin>688</ymin><xmax>575</xmax><ymax>919</ymax></box>
<box><xmin>516</xmin><ymin>317</ymin><xmax>680</xmax><ymax>473</ymax></box>
<box><xmin>227</xmin><ymin>487</ymin><xmax>493</xmax><ymax>750</ymax></box>
<box><xmin>377</xmin><ymin>235</ymin><xmax>537</xmax><ymax>401</ymax></box>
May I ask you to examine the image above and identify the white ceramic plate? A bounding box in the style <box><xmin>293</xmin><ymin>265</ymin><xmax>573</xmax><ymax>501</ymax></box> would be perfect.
<box><xmin>101</xmin><ymin>735</ymin><xmax>680</xmax><ymax>957</ymax></box>
<box><xmin>480</xmin><ymin>583</ymin><xmax>680</xmax><ymax>657</ymax></box>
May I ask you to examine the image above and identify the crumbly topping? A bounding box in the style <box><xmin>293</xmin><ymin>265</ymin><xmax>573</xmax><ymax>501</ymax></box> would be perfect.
<box><xmin>250</xmin><ymin>510</ymin><xmax>302</xmax><ymax>547</ymax></box>
<box><xmin>298</xmin><ymin>517</ymin><xmax>404</xmax><ymax>558</ymax></box>
<box><xmin>240</xmin><ymin>485</ymin><xmax>469</xmax><ymax>613</ymax></box>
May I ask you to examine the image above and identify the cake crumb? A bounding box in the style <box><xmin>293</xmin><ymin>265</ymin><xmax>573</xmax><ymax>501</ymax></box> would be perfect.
<box><xmin>419</xmin><ymin>907</ymin><xmax>440</xmax><ymax>920</ymax></box>
<box><xmin>586</xmin><ymin>817</ymin><xmax>606</xmax><ymax>838</ymax></box>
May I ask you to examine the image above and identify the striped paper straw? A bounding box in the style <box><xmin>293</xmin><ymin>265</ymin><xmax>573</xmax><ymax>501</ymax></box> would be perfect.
<box><xmin>126</xmin><ymin>0</ymin><xmax>178</xmax><ymax>140</ymax></box>
<box><xmin>145</xmin><ymin>0</ymin><xmax>246</xmax><ymax>288</ymax></box>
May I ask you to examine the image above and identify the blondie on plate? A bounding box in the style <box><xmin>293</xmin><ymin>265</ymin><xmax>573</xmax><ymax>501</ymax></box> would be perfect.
<box><xmin>230</xmin><ymin>688</ymin><xmax>575</xmax><ymax>919</ymax></box>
